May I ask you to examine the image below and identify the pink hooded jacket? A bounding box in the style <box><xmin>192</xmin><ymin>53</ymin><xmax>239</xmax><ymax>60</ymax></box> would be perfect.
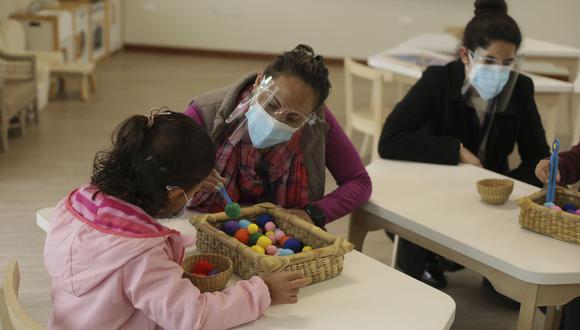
<box><xmin>44</xmin><ymin>185</ymin><xmax>271</xmax><ymax>330</ymax></box>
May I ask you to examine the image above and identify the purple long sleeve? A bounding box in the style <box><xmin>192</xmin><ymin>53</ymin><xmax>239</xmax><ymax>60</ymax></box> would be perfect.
<box><xmin>313</xmin><ymin>109</ymin><xmax>372</xmax><ymax>222</ymax></box>
<box><xmin>183</xmin><ymin>105</ymin><xmax>372</xmax><ymax>223</ymax></box>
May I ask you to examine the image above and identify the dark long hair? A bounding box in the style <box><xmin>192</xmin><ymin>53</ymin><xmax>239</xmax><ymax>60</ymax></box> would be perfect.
<box><xmin>463</xmin><ymin>0</ymin><xmax>522</xmax><ymax>51</ymax></box>
<box><xmin>91</xmin><ymin>110</ymin><xmax>215</xmax><ymax>216</ymax></box>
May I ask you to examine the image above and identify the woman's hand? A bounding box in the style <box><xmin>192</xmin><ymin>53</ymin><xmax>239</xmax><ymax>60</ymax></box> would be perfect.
<box><xmin>535</xmin><ymin>159</ymin><xmax>560</xmax><ymax>184</ymax></box>
<box><xmin>199</xmin><ymin>169</ymin><xmax>227</xmax><ymax>194</ymax></box>
<box><xmin>285</xmin><ymin>209</ymin><xmax>313</xmax><ymax>224</ymax></box>
<box><xmin>262</xmin><ymin>272</ymin><xmax>310</xmax><ymax>305</ymax></box>
<box><xmin>459</xmin><ymin>144</ymin><xmax>482</xmax><ymax>167</ymax></box>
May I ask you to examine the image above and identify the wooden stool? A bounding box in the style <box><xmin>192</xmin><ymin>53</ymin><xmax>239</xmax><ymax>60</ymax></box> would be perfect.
<box><xmin>50</xmin><ymin>62</ymin><xmax>96</xmax><ymax>101</ymax></box>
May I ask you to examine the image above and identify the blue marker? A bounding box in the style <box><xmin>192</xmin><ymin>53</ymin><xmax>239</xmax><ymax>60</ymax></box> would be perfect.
<box><xmin>545</xmin><ymin>139</ymin><xmax>560</xmax><ymax>206</ymax></box>
<box><xmin>219</xmin><ymin>186</ymin><xmax>233</xmax><ymax>205</ymax></box>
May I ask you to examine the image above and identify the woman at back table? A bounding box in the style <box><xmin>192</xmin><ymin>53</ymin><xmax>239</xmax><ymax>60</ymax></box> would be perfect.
<box><xmin>378</xmin><ymin>0</ymin><xmax>549</xmax><ymax>288</ymax></box>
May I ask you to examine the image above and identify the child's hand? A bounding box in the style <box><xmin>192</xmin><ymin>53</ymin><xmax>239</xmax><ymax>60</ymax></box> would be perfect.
<box><xmin>459</xmin><ymin>144</ymin><xmax>482</xmax><ymax>167</ymax></box>
<box><xmin>262</xmin><ymin>272</ymin><xmax>311</xmax><ymax>305</ymax></box>
<box><xmin>200</xmin><ymin>169</ymin><xmax>227</xmax><ymax>193</ymax></box>
<box><xmin>535</xmin><ymin>159</ymin><xmax>560</xmax><ymax>184</ymax></box>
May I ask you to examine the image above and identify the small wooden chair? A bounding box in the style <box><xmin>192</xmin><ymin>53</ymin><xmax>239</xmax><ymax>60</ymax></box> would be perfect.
<box><xmin>344</xmin><ymin>58</ymin><xmax>394</xmax><ymax>161</ymax></box>
<box><xmin>51</xmin><ymin>62</ymin><xmax>96</xmax><ymax>102</ymax></box>
<box><xmin>0</xmin><ymin>261</ymin><xmax>44</xmax><ymax>330</ymax></box>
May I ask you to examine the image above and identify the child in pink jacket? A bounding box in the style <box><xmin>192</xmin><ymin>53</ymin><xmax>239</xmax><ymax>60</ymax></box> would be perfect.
<box><xmin>44</xmin><ymin>109</ymin><xmax>309</xmax><ymax>330</ymax></box>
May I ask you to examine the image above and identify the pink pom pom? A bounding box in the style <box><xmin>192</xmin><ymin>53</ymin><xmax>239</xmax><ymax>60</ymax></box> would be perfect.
<box><xmin>266</xmin><ymin>245</ymin><xmax>278</xmax><ymax>255</ymax></box>
<box><xmin>551</xmin><ymin>206</ymin><xmax>562</xmax><ymax>211</ymax></box>
<box><xmin>265</xmin><ymin>221</ymin><xmax>276</xmax><ymax>232</ymax></box>
<box><xmin>275</xmin><ymin>230</ymin><xmax>286</xmax><ymax>241</ymax></box>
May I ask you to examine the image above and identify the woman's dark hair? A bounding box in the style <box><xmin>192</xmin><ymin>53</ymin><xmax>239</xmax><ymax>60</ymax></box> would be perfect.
<box><xmin>463</xmin><ymin>0</ymin><xmax>522</xmax><ymax>51</ymax></box>
<box><xmin>91</xmin><ymin>110</ymin><xmax>215</xmax><ymax>216</ymax></box>
<box><xmin>264</xmin><ymin>44</ymin><xmax>331</xmax><ymax>110</ymax></box>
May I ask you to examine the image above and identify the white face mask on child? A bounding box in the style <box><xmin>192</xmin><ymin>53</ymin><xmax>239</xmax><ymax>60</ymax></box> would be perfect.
<box><xmin>165</xmin><ymin>186</ymin><xmax>193</xmax><ymax>219</ymax></box>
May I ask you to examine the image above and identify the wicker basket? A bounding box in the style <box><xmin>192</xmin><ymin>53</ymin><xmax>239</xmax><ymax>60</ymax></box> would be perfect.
<box><xmin>517</xmin><ymin>187</ymin><xmax>580</xmax><ymax>245</ymax></box>
<box><xmin>182</xmin><ymin>253</ymin><xmax>233</xmax><ymax>292</ymax></box>
<box><xmin>190</xmin><ymin>203</ymin><xmax>354</xmax><ymax>285</ymax></box>
<box><xmin>476</xmin><ymin>178</ymin><xmax>514</xmax><ymax>205</ymax></box>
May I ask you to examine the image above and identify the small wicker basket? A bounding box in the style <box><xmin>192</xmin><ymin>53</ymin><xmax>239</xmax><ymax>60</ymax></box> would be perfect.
<box><xmin>476</xmin><ymin>178</ymin><xmax>514</xmax><ymax>205</ymax></box>
<box><xmin>190</xmin><ymin>203</ymin><xmax>354</xmax><ymax>285</ymax></box>
<box><xmin>182</xmin><ymin>253</ymin><xmax>233</xmax><ymax>292</ymax></box>
<box><xmin>517</xmin><ymin>187</ymin><xmax>580</xmax><ymax>245</ymax></box>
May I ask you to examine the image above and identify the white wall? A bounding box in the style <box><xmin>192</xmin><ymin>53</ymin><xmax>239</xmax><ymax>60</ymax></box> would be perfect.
<box><xmin>123</xmin><ymin>0</ymin><xmax>580</xmax><ymax>58</ymax></box>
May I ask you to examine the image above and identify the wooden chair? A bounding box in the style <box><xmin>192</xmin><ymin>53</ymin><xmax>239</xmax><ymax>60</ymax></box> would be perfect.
<box><xmin>0</xmin><ymin>50</ymin><xmax>38</xmax><ymax>152</ymax></box>
<box><xmin>0</xmin><ymin>261</ymin><xmax>44</xmax><ymax>330</ymax></box>
<box><xmin>344</xmin><ymin>58</ymin><xmax>394</xmax><ymax>161</ymax></box>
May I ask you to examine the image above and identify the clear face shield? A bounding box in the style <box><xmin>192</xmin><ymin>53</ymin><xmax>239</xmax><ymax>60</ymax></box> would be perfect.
<box><xmin>462</xmin><ymin>47</ymin><xmax>524</xmax><ymax>114</ymax></box>
<box><xmin>225</xmin><ymin>76</ymin><xmax>318</xmax><ymax>149</ymax></box>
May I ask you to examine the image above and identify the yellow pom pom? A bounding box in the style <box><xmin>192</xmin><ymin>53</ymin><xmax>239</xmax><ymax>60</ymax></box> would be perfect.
<box><xmin>265</xmin><ymin>231</ymin><xmax>275</xmax><ymax>237</ymax></box>
<box><xmin>302</xmin><ymin>246</ymin><xmax>313</xmax><ymax>252</ymax></box>
<box><xmin>256</xmin><ymin>236</ymin><xmax>272</xmax><ymax>249</ymax></box>
<box><xmin>247</xmin><ymin>223</ymin><xmax>259</xmax><ymax>234</ymax></box>
<box><xmin>251</xmin><ymin>245</ymin><xmax>265</xmax><ymax>255</ymax></box>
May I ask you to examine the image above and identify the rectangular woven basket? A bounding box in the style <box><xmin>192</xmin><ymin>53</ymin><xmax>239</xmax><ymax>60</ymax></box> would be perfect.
<box><xmin>517</xmin><ymin>187</ymin><xmax>580</xmax><ymax>245</ymax></box>
<box><xmin>190</xmin><ymin>203</ymin><xmax>354</xmax><ymax>284</ymax></box>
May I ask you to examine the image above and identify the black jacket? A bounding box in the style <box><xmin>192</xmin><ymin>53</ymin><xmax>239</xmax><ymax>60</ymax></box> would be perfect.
<box><xmin>378</xmin><ymin>59</ymin><xmax>550</xmax><ymax>187</ymax></box>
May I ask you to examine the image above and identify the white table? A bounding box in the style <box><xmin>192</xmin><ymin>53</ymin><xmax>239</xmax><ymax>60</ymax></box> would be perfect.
<box><xmin>368</xmin><ymin>47</ymin><xmax>574</xmax><ymax>144</ymax></box>
<box><xmin>37</xmin><ymin>207</ymin><xmax>456</xmax><ymax>330</ymax></box>
<box><xmin>349</xmin><ymin>160</ymin><xmax>580</xmax><ymax>330</ymax></box>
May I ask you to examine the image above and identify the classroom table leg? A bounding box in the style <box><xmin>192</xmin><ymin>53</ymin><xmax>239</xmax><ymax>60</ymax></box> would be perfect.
<box><xmin>517</xmin><ymin>284</ymin><xmax>539</xmax><ymax>330</ymax></box>
<box><xmin>348</xmin><ymin>210</ymin><xmax>370</xmax><ymax>252</ymax></box>
<box><xmin>543</xmin><ymin>306</ymin><xmax>562</xmax><ymax>330</ymax></box>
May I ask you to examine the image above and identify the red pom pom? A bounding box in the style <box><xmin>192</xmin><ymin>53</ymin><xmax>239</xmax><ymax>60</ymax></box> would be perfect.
<box><xmin>192</xmin><ymin>260</ymin><xmax>213</xmax><ymax>275</ymax></box>
<box><xmin>234</xmin><ymin>229</ymin><xmax>250</xmax><ymax>245</ymax></box>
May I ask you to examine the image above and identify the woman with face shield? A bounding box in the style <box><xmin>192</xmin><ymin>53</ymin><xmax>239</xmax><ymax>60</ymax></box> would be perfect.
<box><xmin>377</xmin><ymin>0</ymin><xmax>550</xmax><ymax>290</ymax></box>
<box><xmin>183</xmin><ymin>44</ymin><xmax>371</xmax><ymax>229</ymax></box>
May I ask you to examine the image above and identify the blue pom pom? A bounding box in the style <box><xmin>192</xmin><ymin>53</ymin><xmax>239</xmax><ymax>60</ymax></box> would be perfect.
<box><xmin>222</xmin><ymin>220</ymin><xmax>240</xmax><ymax>236</ymax></box>
<box><xmin>256</xmin><ymin>214</ymin><xmax>273</xmax><ymax>228</ymax></box>
<box><xmin>238</xmin><ymin>219</ymin><xmax>251</xmax><ymax>229</ymax></box>
<box><xmin>283</xmin><ymin>238</ymin><xmax>303</xmax><ymax>253</ymax></box>
<box><xmin>562</xmin><ymin>203</ymin><xmax>578</xmax><ymax>212</ymax></box>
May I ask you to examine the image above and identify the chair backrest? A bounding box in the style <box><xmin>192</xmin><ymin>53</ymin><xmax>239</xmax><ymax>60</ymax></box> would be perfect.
<box><xmin>344</xmin><ymin>58</ymin><xmax>393</xmax><ymax>130</ymax></box>
<box><xmin>0</xmin><ymin>261</ymin><xmax>45</xmax><ymax>330</ymax></box>
<box><xmin>0</xmin><ymin>20</ymin><xmax>27</xmax><ymax>53</ymax></box>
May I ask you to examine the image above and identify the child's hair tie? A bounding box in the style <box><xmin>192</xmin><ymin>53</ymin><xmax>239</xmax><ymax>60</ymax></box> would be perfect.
<box><xmin>146</xmin><ymin>107</ymin><xmax>172</xmax><ymax>127</ymax></box>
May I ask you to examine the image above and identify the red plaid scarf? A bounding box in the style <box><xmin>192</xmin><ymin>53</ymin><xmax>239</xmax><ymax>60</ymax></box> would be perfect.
<box><xmin>191</xmin><ymin>91</ymin><xmax>309</xmax><ymax>212</ymax></box>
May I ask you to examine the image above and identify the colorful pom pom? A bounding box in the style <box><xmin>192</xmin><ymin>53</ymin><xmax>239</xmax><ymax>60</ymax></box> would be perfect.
<box><xmin>238</xmin><ymin>219</ymin><xmax>251</xmax><ymax>229</ymax></box>
<box><xmin>222</xmin><ymin>220</ymin><xmax>240</xmax><ymax>236</ymax></box>
<box><xmin>251</xmin><ymin>245</ymin><xmax>265</xmax><ymax>255</ymax></box>
<box><xmin>302</xmin><ymin>246</ymin><xmax>313</xmax><ymax>252</ymax></box>
<box><xmin>283</xmin><ymin>238</ymin><xmax>303</xmax><ymax>253</ymax></box>
<box><xmin>192</xmin><ymin>260</ymin><xmax>213</xmax><ymax>275</ymax></box>
<box><xmin>234</xmin><ymin>229</ymin><xmax>250</xmax><ymax>245</ymax></box>
<box><xmin>266</xmin><ymin>245</ymin><xmax>278</xmax><ymax>255</ymax></box>
<box><xmin>264</xmin><ymin>221</ymin><xmax>276</xmax><ymax>232</ymax></box>
<box><xmin>225</xmin><ymin>202</ymin><xmax>241</xmax><ymax>218</ymax></box>
<box><xmin>247</xmin><ymin>223</ymin><xmax>260</xmax><ymax>234</ymax></box>
<box><xmin>249</xmin><ymin>232</ymin><xmax>262</xmax><ymax>246</ymax></box>
<box><xmin>257</xmin><ymin>236</ymin><xmax>272</xmax><ymax>249</ymax></box>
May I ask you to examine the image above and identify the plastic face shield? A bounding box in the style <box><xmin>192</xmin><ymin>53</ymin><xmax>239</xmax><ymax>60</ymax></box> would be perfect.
<box><xmin>251</xmin><ymin>76</ymin><xmax>317</xmax><ymax>128</ymax></box>
<box><xmin>463</xmin><ymin>47</ymin><xmax>524</xmax><ymax>113</ymax></box>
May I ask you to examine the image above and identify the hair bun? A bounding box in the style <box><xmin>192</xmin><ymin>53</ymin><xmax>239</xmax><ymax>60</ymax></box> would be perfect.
<box><xmin>474</xmin><ymin>0</ymin><xmax>507</xmax><ymax>16</ymax></box>
<box><xmin>293</xmin><ymin>44</ymin><xmax>315</xmax><ymax>57</ymax></box>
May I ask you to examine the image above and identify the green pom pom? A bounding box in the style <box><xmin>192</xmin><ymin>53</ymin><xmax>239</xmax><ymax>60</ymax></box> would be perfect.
<box><xmin>225</xmin><ymin>203</ymin><xmax>241</xmax><ymax>218</ymax></box>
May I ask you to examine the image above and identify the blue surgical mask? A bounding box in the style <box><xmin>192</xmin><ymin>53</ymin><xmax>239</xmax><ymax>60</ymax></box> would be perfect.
<box><xmin>245</xmin><ymin>101</ymin><xmax>298</xmax><ymax>149</ymax></box>
<box><xmin>470</xmin><ymin>63</ymin><xmax>511</xmax><ymax>100</ymax></box>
